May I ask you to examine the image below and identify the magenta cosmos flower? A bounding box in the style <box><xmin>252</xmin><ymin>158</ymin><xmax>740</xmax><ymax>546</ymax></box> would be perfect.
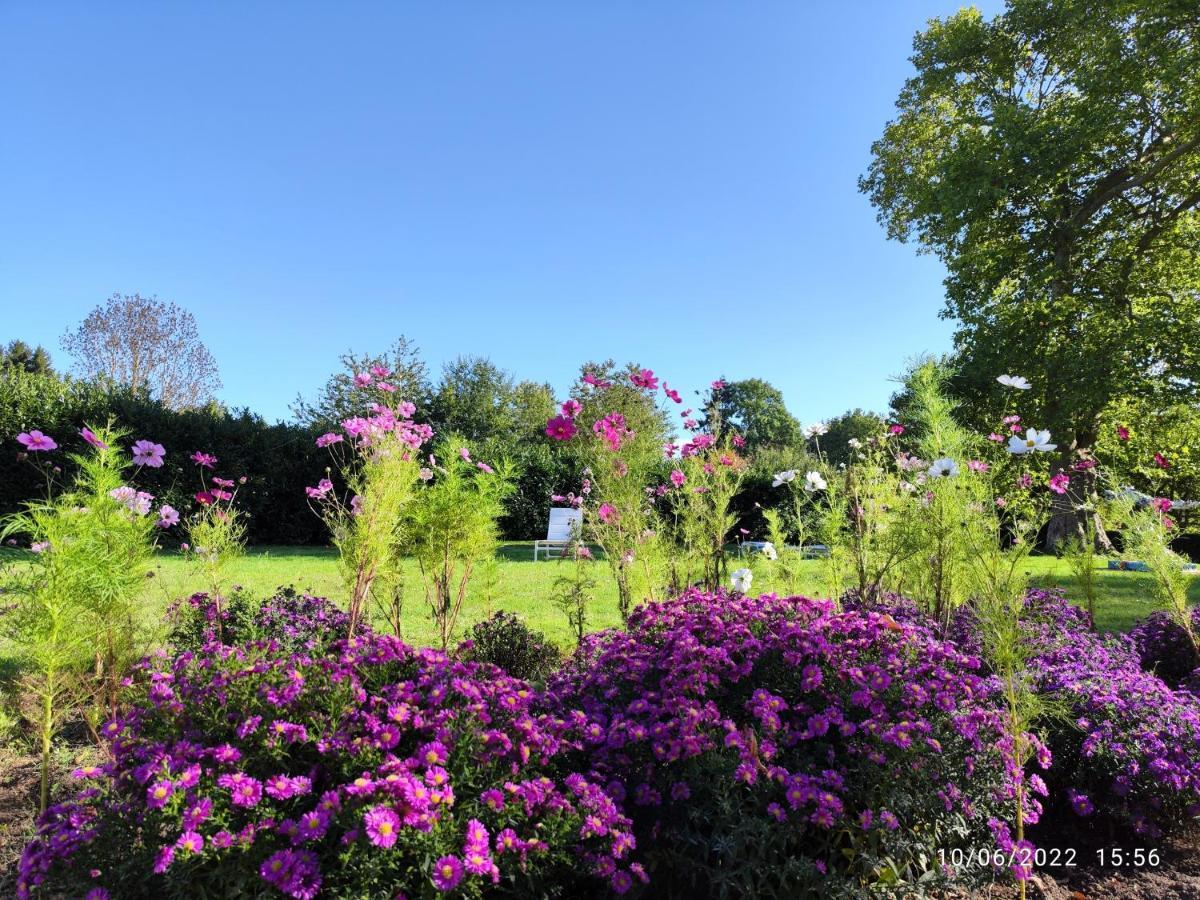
<box><xmin>669</xmin><ymin>469</ymin><xmax>686</xmax><ymax>488</ymax></box>
<box><xmin>17</xmin><ymin>430</ymin><xmax>57</xmax><ymax>451</ymax></box>
<box><xmin>1048</xmin><ymin>472</ymin><xmax>1070</xmax><ymax>494</ymax></box>
<box><xmin>545</xmin><ymin>415</ymin><xmax>576</xmax><ymax>441</ymax></box>
<box><xmin>190</xmin><ymin>451</ymin><xmax>218</xmax><ymax>468</ymax></box>
<box><xmin>431</xmin><ymin>855</ymin><xmax>464</xmax><ymax>891</ymax></box>
<box><xmin>80</xmin><ymin>427</ymin><xmax>108</xmax><ymax>449</ymax></box>
<box><xmin>132</xmin><ymin>439</ymin><xmax>166</xmax><ymax>467</ymax></box>
<box><xmin>315</xmin><ymin>432</ymin><xmax>342</xmax><ymax>448</ymax></box>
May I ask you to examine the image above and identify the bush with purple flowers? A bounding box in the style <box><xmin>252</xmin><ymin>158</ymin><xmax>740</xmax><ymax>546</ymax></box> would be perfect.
<box><xmin>17</xmin><ymin>628</ymin><xmax>635</xmax><ymax>899</ymax></box>
<box><xmin>544</xmin><ymin>588</ymin><xmax>1023</xmax><ymax>897</ymax></box>
<box><xmin>1127</xmin><ymin>606</ymin><xmax>1200</xmax><ymax>690</ymax></box>
<box><xmin>1003</xmin><ymin>591</ymin><xmax>1200</xmax><ymax>840</ymax></box>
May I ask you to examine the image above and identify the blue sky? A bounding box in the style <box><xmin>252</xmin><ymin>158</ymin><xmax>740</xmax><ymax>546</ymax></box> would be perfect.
<box><xmin>0</xmin><ymin>1</ymin><xmax>999</xmax><ymax>425</ymax></box>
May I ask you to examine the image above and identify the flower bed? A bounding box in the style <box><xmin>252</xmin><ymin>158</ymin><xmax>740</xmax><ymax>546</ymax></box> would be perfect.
<box><xmin>543</xmin><ymin>589</ymin><xmax>1022</xmax><ymax>896</ymax></box>
<box><xmin>17</xmin><ymin>627</ymin><xmax>634</xmax><ymax>899</ymax></box>
<box><xmin>18</xmin><ymin>587</ymin><xmax>1200</xmax><ymax>898</ymax></box>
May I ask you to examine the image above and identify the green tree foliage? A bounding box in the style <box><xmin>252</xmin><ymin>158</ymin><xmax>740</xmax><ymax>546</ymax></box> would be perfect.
<box><xmin>2</xmin><ymin>340</ymin><xmax>54</xmax><ymax>374</ymax></box>
<box><xmin>705</xmin><ymin>378</ymin><xmax>800</xmax><ymax>451</ymax></box>
<box><xmin>291</xmin><ymin>336</ymin><xmax>429</xmax><ymax>429</ymax></box>
<box><xmin>1097</xmin><ymin>397</ymin><xmax>1200</xmax><ymax>509</ymax></box>
<box><xmin>814</xmin><ymin>408</ymin><xmax>886</xmax><ymax>468</ymax></box>
<box><xmin>862</xmin><ymin>0</ymin><xmax>1200</xmax><ymax>537</ymax></box>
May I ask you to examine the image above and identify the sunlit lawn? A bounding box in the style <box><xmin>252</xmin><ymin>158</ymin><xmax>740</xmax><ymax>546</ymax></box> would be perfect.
<box><xmin>3</xmin><ymin>544</ymin><xmax>1194</xmax><ymax>653</ymax></box>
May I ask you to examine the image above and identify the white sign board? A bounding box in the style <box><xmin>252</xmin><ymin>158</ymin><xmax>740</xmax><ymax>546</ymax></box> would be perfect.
<box><xmin>546</xmin><ymin>507</ymin><xmax>583</xmax><ymax>541</ymax></box>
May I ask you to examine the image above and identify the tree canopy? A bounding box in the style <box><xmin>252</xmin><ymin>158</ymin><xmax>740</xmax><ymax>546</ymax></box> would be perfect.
<box><xmin>862</xmin><ymin>0</ymin><xmax>1200</xmax><ymax>453</ymax></box>
<box><xmin>705</xmin><ymin>378</ymin><xmax>801</xmax><ymax>451</ymax></box>
<box><xmin>61</xmin><ymin>293</ymin><xmax>221</xmax><ymax>411</ymax></box>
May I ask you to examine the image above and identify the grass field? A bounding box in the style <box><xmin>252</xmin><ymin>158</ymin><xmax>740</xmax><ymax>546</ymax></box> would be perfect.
<box><xmin>4</xmin><ymin>543</ymin><xmax>1191</xmax><ymax>652</ymax></box>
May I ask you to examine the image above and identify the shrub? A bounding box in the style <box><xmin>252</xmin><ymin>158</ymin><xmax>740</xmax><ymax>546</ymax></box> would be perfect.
<box><xmin>164</xmin><ymin>590</ymin><xmax>256</xmax><ymax>654</ymax></box>
<box><xmin>544</xmin><ymin>589</ymin><xmax>1021</xmax><ymax>897</ymax></box>
<box><xmin>949</xmin><ymin>590</ymin><xmax>1200</xmax><ymax>841</ymax></box>
<box><xmin>1127</xmin><ymin>607</ymin><xmax>1200</xmax><ymax>689</ymax></box>
<box><xmin>17</xmin><ymin>632</ymin><xmax>635</xmax><ymax>899</ymax></box>
<box><xmin>458</xmin><ymin>611</ymin><xmax>561</xmax><ymax>683</ymax></box>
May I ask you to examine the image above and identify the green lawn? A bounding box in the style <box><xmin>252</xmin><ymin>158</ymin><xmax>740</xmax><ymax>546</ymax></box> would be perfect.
<box><xmin>2</xmin><ymin>543</ymin><xmax>1192</xmax><ymax>653</ymax></box>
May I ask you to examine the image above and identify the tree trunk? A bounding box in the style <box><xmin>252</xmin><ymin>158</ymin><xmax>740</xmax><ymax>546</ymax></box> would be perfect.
<box><xmin>1043</xmin><ymin>460</ymin><xmax>1113</xmax><ymax>553</ymax></box>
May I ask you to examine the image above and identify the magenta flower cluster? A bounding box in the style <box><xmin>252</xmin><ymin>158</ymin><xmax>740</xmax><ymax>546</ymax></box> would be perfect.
<box><xmin>542</xmin><ymin>588</ymin><xmax>1023</xmax><ymax>893</ymax></box>
<box><xmin>17</xmin><ymin>625</ymin><xmax>634</xmax><ymax>899</ymax></box>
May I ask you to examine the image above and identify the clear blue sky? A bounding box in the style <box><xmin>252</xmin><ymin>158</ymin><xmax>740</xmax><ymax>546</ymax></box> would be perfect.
<box><xmin>0</xmin><ymin>1</ymin><xmax>999</xmax><ymax>425</ymax></box>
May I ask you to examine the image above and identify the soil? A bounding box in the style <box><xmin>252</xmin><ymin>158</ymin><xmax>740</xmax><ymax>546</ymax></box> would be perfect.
<box><xmin>0</xmin><ymin>754</ymin><xmax>43</xmax><ymax>897</ymax></box>
<box><xmin>940</xmin><ymin>826</ymin><xmax>1200</xmax><ymax>899</ymax></box>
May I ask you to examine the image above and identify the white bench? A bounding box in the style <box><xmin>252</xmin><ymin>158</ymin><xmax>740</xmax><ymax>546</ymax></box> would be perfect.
<box><xmin>534</xmin><ymin>507</ymin><xmax>583</xmax><ymax>561</ymax></box>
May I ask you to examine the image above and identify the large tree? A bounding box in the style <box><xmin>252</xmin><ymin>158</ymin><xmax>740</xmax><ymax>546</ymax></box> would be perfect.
<box><xmin>704</xmin><ymin>378</ymin><xmax>801</xmax><ymax>451</ymax></box>
<box><xmin>862</xmin><ymin>0</ymin><xmax>1200</xmax><ymax>546</ymax></box>
<box><xmin>61</xmin><ymin>293</ymin><xmax>221</xmax><ymax>410</ymax></box>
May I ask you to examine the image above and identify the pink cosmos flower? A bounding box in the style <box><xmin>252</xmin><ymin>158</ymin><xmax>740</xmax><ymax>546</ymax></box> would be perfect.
<box><xmin>190</xmin><ymin>451</ymin><xmax>218</xmax><ymax>468</ymax></box>
<box><xmin>1117</xmin><ymin>425</ymin><xmax>1130</xmax><ymax>441</ymax></box>
<box><xmin>212</xmin><ymin>476</ymin><xmax>235</xmax><ymax>488</ymax></box>
<box><xmin>80</xmin><ymin>427</ymin><xmax>108</xmax><ymax>449</ymax></box>
<box><xmin>967</xmin><ymin>460</ymin><xmax>989</xmax><ymax>473</ymax></box>
<box><xmin>370</xmin><ymin>365</ymin><xmax>391</xmax><ymax>379</ymax></box>
<box><xmin>17</xmin><ymin>430</ymin><xmax>56</xmax><ymax>451</ymax></box>
<box><xmin>364</xmin><ymin>806</ymin><xmax>401</xmax><ymax>848</ymax></box>
<box><xmin>1048</xmin><ymin>472</ymin><xmax>1070</xmax><ymax>494</ymax></box>
<box><xmin>1154</xmin><ymin>452</ymin><xmax>1171</xmax><ymax>469</ymax></box>
<box><xmin>132</xmin><ymin>440</ymin><xmax>165</xmax><ymax>467</ymax></box>
<box><xmin>30</xmin><ymin>541</ymin><xmax>50</xmax><ymax>553</ymax></box>
<box><xmin>598</xmin><ymin>503</ymin><xmax>618</xmax><ymax>524</ymax></box>
<box><xmin>545</xmin><ymin>415</ymin><xmax>576</xmax><ymax>441</ymax></box>
<box><xmin>459</xmin><ymin>447</ymin><xmax>471</xmax><ymax>462</ymax></box>
<box><xmin>353</xmin><ymin>372</ymin><xmax>372</xmax><ymax>388</ymax></box>
<box><xmin>431</xmin><ymin>855</ymin><xmax>464</xmax><ymax>891</ymax></box>
<box><xmin>732</xmin><ymin>434</ymin><xmax>746</xmax><ymax>448</ymax></box>
<box><xmin>711</xmin><ymin>380</ymin><xmax>726</xmax><ymax>391</ymax></box>
<box><xmin>315</xmin><ymin>432</ymin><xmax>343</xmax><ymax>448</ymax></box>
<box><xmin>669</xmin><ymin>469</ymin><xmax>686</xmax><ymax>488</ymax></box>
<box><xmin>663</xmin><ymin>383</ymin><xmax>682</xmax><ymax>403</ymax></box>
<box><xmin>561</xmin><ymin>399</ymin><xmax>582</xmax><ymax>418</ymax></box>
<box><xmin>888</xmin><ymin>424</ymin><xmax>905</xmax><ymax>435</ymax></box>
<box><xmin>195</xmin><ymin>491</ymin><xmax>215</xmax><ymax>506</ymax></box>
<box><xmin>582</xmin><ymin>372</ymin><xmax>612</xmax><ymax>389</ymax></box>
<box><xmin>1153</xmin><ymin>497</ymin><xmax>1173</xmax><ymax>514</ymax></box>
<box><xmin>477</xmin><ymin>461</ymin><xmax>494</xmax><ymax>474</ymax></box>
<box><xmin>630</xmin><ymin>368</ymin><xmax>659</xmax><ymax>390</ymax></box>
<box><xmin>156</xmin><ymin>505</ymin><xmax>180</xmax><ymax>528</ymax></box>
<box><xmin>988</xmin><ymin>432</ymin><xmax>1004</xmax><ymax>442</ymax></box>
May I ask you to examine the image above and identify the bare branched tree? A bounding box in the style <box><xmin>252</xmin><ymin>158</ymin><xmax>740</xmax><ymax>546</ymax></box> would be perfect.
<box><xmin>61</xmin><ymin>293</ymin><xmax>221</xmax><ymax>410</ymax></box>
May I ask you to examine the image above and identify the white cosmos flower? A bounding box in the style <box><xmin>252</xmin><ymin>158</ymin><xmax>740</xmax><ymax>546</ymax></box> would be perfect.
<box><xmin>997</xmin><ymin>374</ymin><xmax>1031</xmax><ymax>390</ymax></box>
<box><xmin>927</xmin><ymin>457</ymin><xmax>959</xmax><ymax>477</ymax></box>
<box><xmin>761</xmin><ymin>542</ymin><xmax>778</xmax><ymax>561</ymax></box>
<box><xmin>730</xmin><ymin>567</ymin><xmax>753</xmax><ymax>594</ymax></box>
<box><xmin>804</xmin><ymin>421</ymin><xmax>829</xmax><ymax>438</ymax></box>
<box><xmin>1007</xmin><ymin>428</ymin><xmax>1056</xmax><ymax>455</ymax></box>
<box><xmin>772</xmin><ymin>470</ymin><xmax>797</xmax><ymax>488</ymax></box>
<box><xmin>847</xmin><ymin>438</ymin><xmax>863</xmax><ymax>449</ymax></box>
<box><xmin>804</xmin><ymin>471</ymin><xmax>827</xmax><ymax>492</ymax></box>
